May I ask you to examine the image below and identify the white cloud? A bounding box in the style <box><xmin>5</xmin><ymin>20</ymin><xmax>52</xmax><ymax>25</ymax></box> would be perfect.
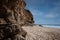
<box><xmin>45</xmin><ymin>14</ymin><xmax>55</xmax><ymax>18</ymax></box>
<box><xmin>45</xmin><ymin>13</ymin><xmax>58</xmax><ymax>18</ymax></box>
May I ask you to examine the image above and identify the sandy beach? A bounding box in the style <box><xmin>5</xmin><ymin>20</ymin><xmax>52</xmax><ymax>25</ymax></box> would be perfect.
<box><xmin>22</xmin><ymin>26</ymin><xmax>60</xmax><ymax>40</ymax></box>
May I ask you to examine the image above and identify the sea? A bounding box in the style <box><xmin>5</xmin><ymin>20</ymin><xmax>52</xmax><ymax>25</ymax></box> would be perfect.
<box><xmin>42</xmin><ymin>24</ymin><xmax>60</xmax><ymax>28</ymax></box>
<box><xmin>34</xmin><ymin>24</ymin><xmax>60</xmax><ymax>28</ymax></box>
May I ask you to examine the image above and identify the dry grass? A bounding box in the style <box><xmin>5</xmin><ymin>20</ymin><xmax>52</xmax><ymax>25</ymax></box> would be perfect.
<box><xmin>22</xmin><ymin>26</ymin><xmax>60</xmax><ymax>40</ymax></box>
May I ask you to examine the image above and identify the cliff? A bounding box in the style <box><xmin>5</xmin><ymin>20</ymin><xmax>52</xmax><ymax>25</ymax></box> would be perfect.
<box><xmin>20</xmin><ymin>9</ymin><xmax>34</xmax><ymax>26</ymax></box>
<box><xmin>0</xmin><ymin>0</ymin><xmax>34</xmax><ymax>40</ymax></box>
<box><xmin>0</xmin><ymin>0</ymin><xmax>34</xmax><ymax>25</ymax></box>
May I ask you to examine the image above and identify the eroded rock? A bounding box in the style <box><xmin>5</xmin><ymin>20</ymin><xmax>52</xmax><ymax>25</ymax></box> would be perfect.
<box><xmin>0</xmin><ymin>0</ymin><xmax>34</xmax><ymax>40</ymax></box>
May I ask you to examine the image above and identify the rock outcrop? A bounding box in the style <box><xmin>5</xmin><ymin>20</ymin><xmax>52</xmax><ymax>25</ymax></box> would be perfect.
<box><xmin>0</xmin><ymin>0</ymin><xmax>34</xmax><ymax>40</ymax></box>
<box><xmin>0</xmin><ymin>0</ymin><xmax>34</xmax><ymax>25</ymax></box>
<box><xmin>19</xmin><ymin>9</ymin><xmax>34</xmax><ymax>26</ymax></box>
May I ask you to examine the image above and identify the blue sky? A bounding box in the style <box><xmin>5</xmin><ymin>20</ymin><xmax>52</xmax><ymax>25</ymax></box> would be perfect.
<box><xmin>25</xmin><ymin>0</ymin><xmax>60</xmax><ymax>25</ymax></box>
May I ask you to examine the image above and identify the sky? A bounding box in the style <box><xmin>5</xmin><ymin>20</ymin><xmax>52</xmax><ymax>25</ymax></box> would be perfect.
<box><xmin>25</xmin><ymin>0</ymin><xmax>60</xmax><ymax>25</ymax></box>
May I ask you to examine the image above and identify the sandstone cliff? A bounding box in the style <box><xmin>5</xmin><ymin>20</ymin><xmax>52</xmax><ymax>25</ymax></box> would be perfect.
<box><xmin>0</xmin><ymin>0</ymin><xmax>34</xmax><ymax>26</ymax></box>
<box><xmin>19</xmin><ymin>9</ymin><xmax>34</xmax><ymax>26</ymax></box>
<box><xmin>0</xmin><ymin>0</ymin><xmax>34</xmax><ymax>40</ymax></box>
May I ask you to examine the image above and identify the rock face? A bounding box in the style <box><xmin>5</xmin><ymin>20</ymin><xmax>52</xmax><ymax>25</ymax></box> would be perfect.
<box><xmin>0</xmin><ymin>0</ymin><xmax>34</xmax><ymax>25</ymax></box>
<box><xmin>20</xmin><ymin>9</ymin><xmax>34</xmax><ymax>26</ymax></box>
<box><xmin>0</xmin><ymin>0</ymin><xmax>34</xmax><ymax>40</ymax></box>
